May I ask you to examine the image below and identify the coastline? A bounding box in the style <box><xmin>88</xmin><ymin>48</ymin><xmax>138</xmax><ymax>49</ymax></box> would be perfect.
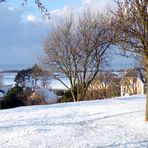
<box><xmin>0</xmin><ymin>64</ymin><xmax>33</xmax><ymax>71</ymax></box>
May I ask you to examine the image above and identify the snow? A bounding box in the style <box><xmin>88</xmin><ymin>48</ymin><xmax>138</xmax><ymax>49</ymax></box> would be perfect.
<box><xmin>36</xmin><ymin>88</ymin><xmax>58</xmax><ymax>104</ymax></box>
<box><xmin>49</xmin><ymin>78</ymin><xmax>70</xmax><ymax>90</ymax></box>
<box><xmin>3</xmin><ymin>72</ymin><xmax>16</xmax><ymax>85</ymax></box>
<box><xmin>0</xmin><ymin>85</ymin><xmax>13</xmax><ymax>94</ymax></box>
<box><xmin>0</xmin><ymin>92</ymin><xmax>4</xmax><ymax>98</ymax></box>
<box><xmin>0</xmin><ymin>95</ymin><xmax>148</xmax><ymax>147</ymax></box>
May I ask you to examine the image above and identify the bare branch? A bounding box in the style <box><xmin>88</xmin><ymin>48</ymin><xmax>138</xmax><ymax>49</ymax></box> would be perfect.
<box><xmin>42</xmin><ymin>9</ymin><xmax>113</xmax><ymax>101</ymax></box>
<box><xmin>22</xmin><ymin>0</ymin><xmax>50</xmax><ymax>19</ymax></box>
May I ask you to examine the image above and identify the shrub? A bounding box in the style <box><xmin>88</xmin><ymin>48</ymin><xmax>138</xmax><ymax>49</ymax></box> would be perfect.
<box><xmin>59</xmin><ymin>89</ymin><xmax>74</xmax><ymax>103</ymax></box>
<box><xmin>0</xmin><ymin>85</ymin><xmax>24</xmax><ymax>109</ymax></box>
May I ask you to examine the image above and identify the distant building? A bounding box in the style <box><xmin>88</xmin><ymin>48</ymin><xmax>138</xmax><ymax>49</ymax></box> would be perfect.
<box><xmin>120</xmin><ymin>68</ymin><xmax>146</xmax><ymax>96</ymax></box>
<box><xmin>24</xmin><ymin>76</ymin><xmax>37</xmax><ymax>89</ymax></box>
<box><xmin>120</xmin><ymin>77</ymin><xmax>146</xmax><ymax>96</ymax></box>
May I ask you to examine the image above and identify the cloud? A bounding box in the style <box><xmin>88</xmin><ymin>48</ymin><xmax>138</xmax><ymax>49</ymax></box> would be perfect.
<box><xmin>0</xmin><ymin>0</ymin><xmax>132</xmax><ymax>70</ymax></box>
<box><xmin>50</xmin><ymin>5</ymin><xmax>74</xmax><ymax>19</ymax></box>
<box><xmin>50</xmin><ymin>9</ymin><xmax>60</xmax><ymax>15</ymax></box>
<box><xmin>0</xmin><ymin>3</ymin><xmax>48</xmax><ymax>65</ymax></box>
<box><xmin>49</xmin><ymin>0</ymin><xmax>114</xmax><ymax>19</ymax></box>
<box><xmin>82</xmin><ymin>0</ymin><xmax>113</xmax><ymax>10</ymax></box>
<box><xmin>26</xmin><ymin>14</ymin><xmax>37</xmax><ymax>23</ymax></box>
<box><xmin>7</xmin><ymin>6</ymin><xmax>14</xmax><ymax>11</ymax></box>
<box><xmin>82</xmin><ymin>0</ymin><xmax>91</xmax><ymax>4</ymax></box>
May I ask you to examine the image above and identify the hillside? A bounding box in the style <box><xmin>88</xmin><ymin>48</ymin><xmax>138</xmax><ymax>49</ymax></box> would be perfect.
<box><xmin>0</xmin><ymin>95</ymin><xmax>148</xmax><ymax>147</ymax></box>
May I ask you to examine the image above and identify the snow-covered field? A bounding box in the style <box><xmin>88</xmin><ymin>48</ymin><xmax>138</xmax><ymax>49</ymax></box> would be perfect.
<box><xmin>0</xmin><ymin>95</ymin><xmax>148</xmax><ymax>148</ymax></box>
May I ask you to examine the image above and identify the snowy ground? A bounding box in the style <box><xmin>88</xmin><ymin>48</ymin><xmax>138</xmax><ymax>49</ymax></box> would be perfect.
<box><xmin>0</xmin><ymin>95</ymin><xmax>148</xmax><ymax>148</ymax></box>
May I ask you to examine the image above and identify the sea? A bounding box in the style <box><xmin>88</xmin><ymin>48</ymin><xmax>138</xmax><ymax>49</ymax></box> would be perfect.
<box><xmin>0</xmin><ymin>64</ymin><xmax>33</xmax><ymax>71</ymax></box>
<box><xmin>0</xmin><ymin>62</ymin><xmax>134</xmax><ymax>88</ymax></box>
<box><xmin>0</xmin><ymin>64</ymin><xmax>33</xmax><ymax>85</ymax></box>
<box><xmin>0</xmin><ymin>64</ymin><xmax>69</xmax><ymax>89</ymax></box>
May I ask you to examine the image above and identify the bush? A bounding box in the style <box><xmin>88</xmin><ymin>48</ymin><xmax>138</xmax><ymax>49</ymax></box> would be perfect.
<box><xmin>0</xmin><ymin>85</ymin><xmax>24</xmax><ymax>109</ymax></box>
<box><xmin>59</xmin><ymin>90</ymin><xmax>74</xmax><ymax>103</ymax></box>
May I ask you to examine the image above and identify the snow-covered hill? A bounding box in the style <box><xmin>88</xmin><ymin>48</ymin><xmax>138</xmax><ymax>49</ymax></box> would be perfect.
<box><xmin>0</xmin><ymin>95</ymin><xmax>148</xmax><ymax>148</ymax></box>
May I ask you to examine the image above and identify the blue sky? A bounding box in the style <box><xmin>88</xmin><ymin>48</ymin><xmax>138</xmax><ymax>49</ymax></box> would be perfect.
<box><xmin>0</xmin><ymin>0</ymin><xmax>135</xmax><ymax>70</ymax></box>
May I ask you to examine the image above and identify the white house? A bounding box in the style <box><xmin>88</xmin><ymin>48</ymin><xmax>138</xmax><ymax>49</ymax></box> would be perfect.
<box><xmin>23</xmin><ymin>76</ymin><xmax>41</xmax><ymax>90</ymax></box>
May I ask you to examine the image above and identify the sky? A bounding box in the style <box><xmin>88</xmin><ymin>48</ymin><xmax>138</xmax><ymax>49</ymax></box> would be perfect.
<box><xmin>0</xmin><ymin>0</ymin><xmax>135</xmax><ymax>70</ymax></box>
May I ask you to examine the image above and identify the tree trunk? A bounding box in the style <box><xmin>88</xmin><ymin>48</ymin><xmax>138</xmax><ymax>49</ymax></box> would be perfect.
<box><xmin>145</xmin><ymin>55</ymin><xmax>148</xmax><ymax>121</ymax></box>
<box><xmin>70</xmin><ymin>89</ymin><xmax>76</xmax><ymax>102</ymax></box>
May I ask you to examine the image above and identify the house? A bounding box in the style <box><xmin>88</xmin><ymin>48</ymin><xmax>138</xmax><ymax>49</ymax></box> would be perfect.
<box><xmin>24</xmin><ymin>76</ymin><xmax>44</xmax><ymax>91</ymax></box>
<box><xmin>87</xmin><ymin>72</ymin><xmax>120</xmax><ymax>99</ymax></box>
<box><xmin>24</xmin><ymin>76</ymin><xmax>37</xmax><ymax>88</ymax></box>
<box><xmin>24</xmin><ymin>75</ymin><xmax>51</xmax><ymax>90</ymax></box>
<box><xmin>120</xmin><ymin>68</ymin><xmax>146</xmax><ymax>96</ymax></box>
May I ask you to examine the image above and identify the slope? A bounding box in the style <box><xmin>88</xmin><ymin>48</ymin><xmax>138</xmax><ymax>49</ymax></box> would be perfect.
<box><xmin>0</xmin><ymin>95</ymin><xmax>148</xmax><ymax>148</ymax></box>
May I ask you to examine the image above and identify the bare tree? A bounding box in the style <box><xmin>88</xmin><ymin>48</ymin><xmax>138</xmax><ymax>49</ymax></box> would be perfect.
<box><xmin>112</xmin><ymin>0</ymin><xmax>148</xmax><ymax>120</ymax></box>
<box><xmin>43</xmin><ymin>10</ymin><xmax>113</xmax><ymax>102</ymax></box>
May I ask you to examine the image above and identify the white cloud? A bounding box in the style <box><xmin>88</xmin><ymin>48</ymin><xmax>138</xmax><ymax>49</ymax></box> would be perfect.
<box><xmin>50</xmin><ymin>0</ymin><xmax>114</xmax><ymax>20</ymax></box>
<box><xmin>82</xmin><ymin>0</ymin><xmax>91</xmax><ymax>4</ymax></box>
<box><xmin>26</xmin><ymin>14</ymin><xmax>37</xmax><ymax>23</ymax></box>
<box><xmin>82</xmin><ymin>0</ymin><xmax>113</xmax><ymax>10</ymax></box>
<box><xmin>50</xmin><ymin>6</ymin><xmax>73</xmax><ymax>17</ymax></box>
<box><xmin>50</xmin><ymin>9</ymin><xmax>60</xmax><ymax>15</ymax></box>
<box><xmin>8</xmin><ymin>7</ymin><xmax>14</xmax><ymax>11</ymax></box>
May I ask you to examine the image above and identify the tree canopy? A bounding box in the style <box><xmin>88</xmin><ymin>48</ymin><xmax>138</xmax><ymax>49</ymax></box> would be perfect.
<box><xmin>14</xmin><ymin>65</ymin><xmax>43</xmax><ymax>87</ymax></box>
<box><xmin>43</xmin><ymin>10</ymin><xmax>113</xmax><ymax>102</ymax></box>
